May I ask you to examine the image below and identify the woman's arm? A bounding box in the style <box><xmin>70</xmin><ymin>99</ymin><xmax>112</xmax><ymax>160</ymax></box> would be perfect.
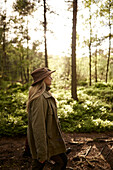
<box><xmin>31</xmin><ymin>95</ymin><xmax>48</xmax><ymax>162</ymax></box>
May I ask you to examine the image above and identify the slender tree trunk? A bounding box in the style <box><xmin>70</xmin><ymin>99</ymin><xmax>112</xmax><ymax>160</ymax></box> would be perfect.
<box><xmin>2</xmin><ymin>0</ymin><xmax>7</xmax><ymax>79</ymax></box>
<box><xmin>23</xmin><ymin>67</ymin><xmax>27</xmax><ymax>82</ymax></box>
<box><xmin>26</xmin><ymin>18</ymin><xmax>29</xmax><ymax>82</ymax></box>
<box><xmin>95</xmin><ymin>47</ymin><xmax>97</xmax><ymax>83</ymax></box>
<box><xmin>20</xmin><ymin>55</ymin><xmax>24</xmax><ymax>83</ymax></box>
<box><xmin>44</xmin><ymin>0</ymin><xmax>48</xmax><ymax>67</ymax></box>
<box><xmin>106</xmin><ymin>0</ymin><xmax>111</xmax><ymax>83</ymax></box>
<box><xmin>3</xmin><ymin>21</ymin><xmax>6</xmax><ymax>76</ymax></box>
<box><xmin>19</xmin><ymin>45</ymin><xmax>24</xmax><ymax>83</ymax></box>
<box><xmin>89</xmin><ymin>2</ymin><xmax>92</xmax><ymax>86</ymax></box>
<box><xmin>71</xmin><ymin>0</ymin><xmax>78</xmax><ymax>100</ymax></box>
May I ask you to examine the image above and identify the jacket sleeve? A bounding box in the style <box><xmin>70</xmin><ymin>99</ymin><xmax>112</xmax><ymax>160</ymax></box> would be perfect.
<box><xmin>31</xmin><ymin>95</ymin><xmax>48</xmax><ymax>161</ymax></box>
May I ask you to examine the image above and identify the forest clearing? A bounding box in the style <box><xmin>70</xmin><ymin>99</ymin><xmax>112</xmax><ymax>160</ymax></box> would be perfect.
<box><xmin>1</xmin><ymin>83</ymin><xmax>113</xmax><ymax>169</ymax></box>
<box><xmin>1</xmin><ymin>0</ymin><xmax>113</xmax><ymax>169</ymax></box>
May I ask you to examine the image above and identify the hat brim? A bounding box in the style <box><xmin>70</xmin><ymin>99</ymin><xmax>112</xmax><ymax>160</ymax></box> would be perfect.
<box><xmin>31</xmin><ymin>70</ymin><xmax>55</xmax><ymax>86</ymax></box>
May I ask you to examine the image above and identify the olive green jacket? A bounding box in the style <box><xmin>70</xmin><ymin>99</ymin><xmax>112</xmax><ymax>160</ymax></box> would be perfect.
<box><xmin>27</xmin><ymin>90</ymin><xmax>66</xmax><ymax>162</ymax></box>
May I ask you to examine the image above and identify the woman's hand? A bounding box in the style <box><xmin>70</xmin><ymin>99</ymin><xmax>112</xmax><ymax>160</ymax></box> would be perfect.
<box><xmin>39</xmin><ymin>160</ymin><xmax>45</xmax><ymax>164</ymax></box>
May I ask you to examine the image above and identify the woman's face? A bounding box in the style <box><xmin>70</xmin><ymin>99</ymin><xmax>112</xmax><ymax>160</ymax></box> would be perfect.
<box><xmin>44</xmin><ymin>74</ymin><xmax>52</xmax><ymax>86</ymax></box>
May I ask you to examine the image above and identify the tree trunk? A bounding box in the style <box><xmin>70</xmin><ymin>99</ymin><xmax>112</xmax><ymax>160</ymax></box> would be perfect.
<box><xmin>26</xmin><ymin>18</ymin><xmax>29</xmax><ymax>82</ymax></box>
<box><xmin>44</xmin><ymin>0</ymin><xmax>48</xmax><ymax>67</ymax></box>
<box><xmin>20</xmin><ymin>69</ymin><xmax>24</xmax><ymax>83</ymax></box>
<box><xmin>19</xmin><ymin>44</ymin><xmax>24</xmax><ymax>83</ymax></box>
<box><xmin>105</xmin><ymin>0</ymin><xmax>111</xmax><ymax>83</ymax></box>
<box><xmin>95</xmin><ymin>48</ymin><xmax>97</xmax><ymax>83</ymax></box>
<box><xmin>71</xmin><ymin>0</ymin><xmax>78</xmax><ymax>100</ymax></box>
<box><xmin>3</xmin><ymin>22</ymin><xmax>6</xmax><ymax>75</ymax></box>
<box><xmin>23</xmin><ymin>67</ymin><xmax>28</xmax><ymax>83</ymax></box>
<box><xmin>89</xmin><ymin>2</ymin><xmax>92</xmax><ymax>86</ymax></box>
<box><xmin>2</xmin><ymin>0</ymin><xmax>8</xmax><ymax>80</ymax></box>
<box><xmin>2</xmin><ymin>12</ymin><xmax>7</xmax><ymax>80</ymax></box>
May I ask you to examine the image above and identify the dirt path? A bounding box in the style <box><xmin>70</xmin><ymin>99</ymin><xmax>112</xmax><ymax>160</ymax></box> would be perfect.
<box><xmin>0</xmin><ymin>132</ymin><xmax>113</xmax><ymax>169</ymax></box>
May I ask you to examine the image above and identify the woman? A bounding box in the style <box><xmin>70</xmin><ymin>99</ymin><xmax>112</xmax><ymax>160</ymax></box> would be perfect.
<box><xmin>27</xmin><ymin>67</ymin><xmax>67</xmax><ymax>170</ymax></box>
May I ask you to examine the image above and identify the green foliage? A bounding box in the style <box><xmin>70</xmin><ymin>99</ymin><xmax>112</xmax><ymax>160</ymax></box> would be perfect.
<box><xmin>78</xmin><ymin>81</ymin><xmax>88</xmax><ymax>86</ymax></box>
<box><xmin>1</xmin><ymin>82</ymin><xmax>113</xmax><ymax>136</ymax></box>
<box><xmin>94</xmin><ymin>82</ymin><xmax>108</xmax><ymax>88</ymax></box>
<box><xmin>55</xmin><ymin>83</ymin><xmax>113</xmax><ymax>133</ymax></box>
<box><xmin>85</xmin><ymin>83</ymin><xmax>113</xmax><ymax>102</ymax></box>
<box><xmin>13</xmin><ymin>0</ymin><xmax>36</xmax><ymax>15</ymax></box>
<box><xmin>0</xmin><ymin>83</ymin><xmax>28</xmax><ymax>137</ymax></box>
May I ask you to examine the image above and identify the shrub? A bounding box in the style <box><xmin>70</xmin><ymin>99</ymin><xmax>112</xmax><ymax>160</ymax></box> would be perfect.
<box><xmin>0</xmin><ymin>83</ymin><xmax>28</xmax><ymax>137</ymax></box>
<box><xmin>94</xmin><ymin>82</ymin><xmax>109</xmax><ymax>89</ymax></box>
<box><xmin>1</xmin><ymin>82</ymin><xmax>113</xmax><ymax>136</ymax></box>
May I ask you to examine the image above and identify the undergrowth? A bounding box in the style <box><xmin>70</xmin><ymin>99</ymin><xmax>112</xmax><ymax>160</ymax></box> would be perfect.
<box><xmin>0</xmin><ymin>82</ymin><xmax>113</xmax><ymax>136</ymax></box>
<box><xmin>54</xmin><ymin>82</ymin><xmax>113</xmax><ymax>133</ymax></box>
<box><xmin>0</xmin><ymin>83</ymin><xmax>28</xmax><ymax>137</ymax></box>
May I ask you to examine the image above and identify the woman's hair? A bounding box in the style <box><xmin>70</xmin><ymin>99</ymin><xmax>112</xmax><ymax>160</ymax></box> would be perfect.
<box><xmin>27</xmin><ymin>80</ymin><xmax>46</xmax><ymax>112</ymax></box>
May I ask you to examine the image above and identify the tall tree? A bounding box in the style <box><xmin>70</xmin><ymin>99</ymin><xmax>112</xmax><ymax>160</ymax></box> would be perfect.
<box><xmin>105</xmin><ymin>0</ymin><xmax>112</xmax><ymax>83</ymax></box>
<box><xmin>13</xmin><ymin>0</ymin><xmax>35</xmax><ymax>82</ymax></box>
<box><xmin>43</xmin><ymin>0</ymin><xmax>48</xmax><ymax>67</ymax></box>
<box><xmin>95</xmin><ymin>45</ymin><xmax>98</xmax><ymax>83</ymax></box>
<box><xmin>99</xmin><ymin>0</ymin><xmax>113</xmax><ymax>82</ymax></box>
<box><xmin>71</xmin><ymin>0</ymin><xmax>78</xmax><ymax>100</ymax></box>
<box><xmin>82</xmin><ymin>0</ymin><xmax>92</xmax><ymax>86</ymax></box>
<box><xmin>1</xmin><ymin>14</ymin><xmax>6</xmax><ymax>78</ymax></box>
<box><xmin>1</xmin><ymin>0</ymin><xmax>7</xmax><ymax>80</ymax></box>
<box><xmin>89</xmin><ymin>0</ymin><xmax>92</xmax><ymax>86</ymax></box>
<box><xmin>11</xmin><ymin>16</ymin><xmax>29</xmax><ymax>83</ymax></box>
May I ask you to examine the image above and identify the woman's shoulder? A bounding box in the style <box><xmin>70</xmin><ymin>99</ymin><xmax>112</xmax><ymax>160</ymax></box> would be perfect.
<box><xmin>42</xmin><ymin>90</ymin><xmax>52</xmax><ymax>99</ymax></box>
<box><xmin>31</xmin><ymin>95</ymin><xmax>45</xmax><ymax>107</ymax></box>
<box><xmin>31</xmin><ymin>93</ymin><xmax>43</xmax><ymax>102</ymax></box>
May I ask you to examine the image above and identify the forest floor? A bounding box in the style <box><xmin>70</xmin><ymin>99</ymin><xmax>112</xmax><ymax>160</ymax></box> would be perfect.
<box><xmin>0</xmin><ymin>132</ymin><xmax>113</xmax><ymax>170</ymax></box>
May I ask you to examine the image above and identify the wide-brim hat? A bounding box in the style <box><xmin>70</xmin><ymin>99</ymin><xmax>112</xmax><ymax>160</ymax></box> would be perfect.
<box><xmin>31</xmin><ymin>67</ymin><xmax>56</xmax><ymax>86</ymax></box>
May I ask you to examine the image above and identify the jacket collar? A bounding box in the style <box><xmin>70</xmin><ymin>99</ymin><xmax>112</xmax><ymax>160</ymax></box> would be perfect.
<box><xmin>43</xmin><ymin>90</ymin><xmax>52</xmax><ymax>98</ymax></box>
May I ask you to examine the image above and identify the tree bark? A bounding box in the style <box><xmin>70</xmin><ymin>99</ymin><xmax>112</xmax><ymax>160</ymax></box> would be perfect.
<box><xmin>71</xmin><ymin>0</ymin><xmax>78</xmax><ymax>100</ymax></box>
<box><xmin>26</xmin><ymin>18</ymin><xmax>29</xmax><ymax>82</ymax></box>
<box><xmin>3</xmin><ymin>22</ymin><xmax>6</xmax><ymax>75</ymax></box>
<box><xmin>95</xmin><ymin>48</ymin><xmax>97</xmax><ymax>83</ymax></box>
<box><xmin>105</xmin><ymin>0</ymin><xmax>111</xmax><ymax>83</ymax></box>
<box><xmin>89</xmin><ymin>2</ymin><xmax>92</xmax><ymax>86</ymax></box>
<box><xmin>44</xmin><ymin>0</ymin><xmax>48</xmax><ymax>67</ymax></box>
